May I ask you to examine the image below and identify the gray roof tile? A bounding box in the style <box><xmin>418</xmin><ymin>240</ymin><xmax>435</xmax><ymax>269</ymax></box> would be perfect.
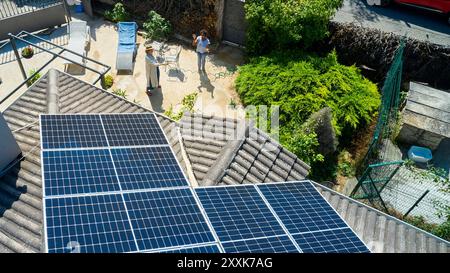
<box><xmin>0</xmin><ymin>69</ymin><xmax>448</xmax><ymax>253</ymax></box>
<box><xmin>315</xmin><ymin>183</ymin><xmax>450</xmax><ymax>253</ymax></box>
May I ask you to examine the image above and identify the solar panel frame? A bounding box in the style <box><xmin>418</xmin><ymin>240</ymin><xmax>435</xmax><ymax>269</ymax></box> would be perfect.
<box><xmin>100</xmin><ymin>113</ymin><xmax>169</xmax><ymax>147</ymax></box>
<box><xmin>194</xmin><ymin>185</ymin><xmax>288</xmax><ymax>243</ymax></box>
<box><xmin>40</xmin><ymin>114</ymin><xmax>368</xmax><ymax>253</ymax></box>
<box><xmin>40</xmin><ymin>113</ymin><xmax>193</xmax><ymax>253</ymax></box>
<box><xmin>45</xmin><ymin>193</ymin><xmax>138</xmax><ymax>253</ymax></box>
<box><xmin>153</xmin><ymin>244</ymin><xmax>222</xmax><ymax>253</ymax></box>
<box><xmin>221</xmin><ymin>235</ymin><xmax>299</xmax><ymax>253</ymax></box>
<box><xmin>42</xmin><ymin>149</ymin><xmax>121</xmax><ymax>197</ymax></box>
<box><xmin>110</xmin><ymin>146</ymin><xmax>189</xmax><ymax>190</ymax></box>
<box><xmin>292</xmin><ymin>228</ymin><xmax>371</xmax><ymax>253</ymax></box>
<box><xmin>122</xmin><ymin>188</ymin><xmax>217</xmax><ymax>251</ymax></box>
<box><xmin>255</xmin><ymin>180</ymin><xmax>370</xmax><ymax>253</ymax></box>
<box><xmin>40</xmin><ymin>114</ymin><xmax>109</xmax><ymax>149</ymax></box>
<box><xmin>257</xmin><ymin>181</ymin><xmax>350</xmax><ymax>234</ymax></box>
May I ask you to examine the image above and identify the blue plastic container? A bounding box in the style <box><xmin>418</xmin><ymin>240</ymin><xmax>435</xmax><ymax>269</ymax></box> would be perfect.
<box><xmin>75</xmin><ymin>3</ymin><xmax>84</xmax><ymax>13</ymax></box>
<box><xmin>407</xmin><ymin>146</ymin><xmax>433</xmax><ymax>164</ymax></box>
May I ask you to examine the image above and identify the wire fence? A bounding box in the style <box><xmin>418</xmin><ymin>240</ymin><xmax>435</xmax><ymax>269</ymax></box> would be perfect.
<box><xmin>360</xmin><ymin>40</ymin><xmax>404</xmax><ymax>171</ymax></box>
<box><xmin>352</xmin><ymin>39</ymin><xmax>449</xmax><ymax>229</ymax></box>
<box><xmin>0</xmin><ymin>0</ymin><xmax>62</xmax><ymax>20</ymax></box>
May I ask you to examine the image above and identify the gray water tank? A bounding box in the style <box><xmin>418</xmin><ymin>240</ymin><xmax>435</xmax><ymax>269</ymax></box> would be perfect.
<box><xmin>0</xmin><ymin>113</ymin><xmax>21</xmax><ymax>174</ymax></box>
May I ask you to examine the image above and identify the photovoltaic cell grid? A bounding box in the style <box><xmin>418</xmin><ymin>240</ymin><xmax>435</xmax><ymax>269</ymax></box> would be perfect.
<box><xmin>101</xmin><ymin>113</ymin><xmax>169</xmax><ymax>147</ymax></box>
<box><xmin>195</xmin><ymin>185</ymin><xmax>286</xmax><ymax>243</ymax></box>
<box><xmin>41</xmin><ymin>115</ymin><xmax>108</xmax><ymax>149</ymax></box>
<box><xmin>195</xmin><ymin>182</ymin><xmax>370</xmax><ymax>253</ymax></box>
<box><xmin>43</xmin><ymin>149</ymin><xmax>120</xmax><ymax>197</ymax></box>
<box><xmin>123</xmin><ymin>189</ymin><xmax>216</xmax><ymax>251</ymax></box>
<box><xmin>111</xmin><ymin>146</ymin><xmax>188</xmax><ymax>190</ymax></box>
<box><xmin>221</xmin><ymin>236</ymin><xmax>299</xmax><ymax>253</ymax></box>
<box><xmin>258</xmin><ymin>182</ymin><xmax>348</xmax><ymax>234</ymax></box>
<box><xmin>45</xmin><ymin>194</ymin><xmax>137</xmax><ymax>253</ymax></box>
<box><xmin>292</xmin><ymin>228</ymin><xmax>369</xmax><ymax>253</ymax></box>
<box><xmin>41</xmin><ymin>114</ymin><xmax>199</xmax><ymax>253</ymax></box>
<box><xmin>257</xmin><ymin>182</ymin><xmax>370</xmax><ymax>253</ymax></box>
<box><xmin>40</xmin><ymin>115</ymin><xmax>368</xmax><ymax>253</ymax></box>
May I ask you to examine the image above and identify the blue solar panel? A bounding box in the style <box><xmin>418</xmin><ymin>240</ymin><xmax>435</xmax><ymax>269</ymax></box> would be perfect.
<box><xmin>123</xmin><ymin>188</ymin><xmax>216</xmax><ymax>251</ymax></box>
<box><xmin>41</xmin><ymin>115</ymin><xmax>108</xmax><ymax>149</ymax></box>
<box><xmin>101</xmin><ymin>114</ymin><xmax>168</xmax><ymax>147</ymax></box>
<box><xmin>159</xmin><ymin>244</ymin><xmax>221</xmax><ymax>253</ymax></box>
<box><xmin>111</xmin><ymin>146</ymin><xmax>188</xmax><ymax>190</ymax></box>
<box><xmin>195</xmin><ymin>185</ymin><xmax>286</xmax><ymax>242</ymax></box>
<box><xmin>45</xmin><ymin>194</ymin><xmax>137</xmax><ymax>253</ymax></box>
<box><xmin>292</xmin><ymin>228</ymin><xmax>370</xmax><ymax>253</ymax></box>
<box><xmin>43</xmin><ymin>149</ymin><xmax>120</xmax><ymax>197</ymax></box>
<box><xmin>221</xmin><ymin>236</ymin><xmax>299</xmax><ymax>253</ymax></box>
<box><xmin>257</xmin><ymin>182</ymin><xmax>349</xmax><ymax>234</ymax></box>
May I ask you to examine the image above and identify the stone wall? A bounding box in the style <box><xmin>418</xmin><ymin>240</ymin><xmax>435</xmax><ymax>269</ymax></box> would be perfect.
<box><xmin>398</xmin><ymin>124</ymin><xmax>445</xmax><ymax>151</ymax></box>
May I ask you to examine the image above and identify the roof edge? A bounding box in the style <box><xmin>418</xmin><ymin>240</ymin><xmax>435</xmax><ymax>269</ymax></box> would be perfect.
<box><xmin>311</xmin><ymin>181</ymin><xmax>450</xmax><ymax>246</ymax></box>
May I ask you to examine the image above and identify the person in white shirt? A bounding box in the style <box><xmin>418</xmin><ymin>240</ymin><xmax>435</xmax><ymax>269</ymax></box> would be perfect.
<box><xmin>145</xmin><ymin>46</ymin><xmax>161</xmax><ymax>96</ymax></box>
<box><xmin>192</xmin><ymin>29</ymin><xmax>210</xmax><ymax>72</ymax></box>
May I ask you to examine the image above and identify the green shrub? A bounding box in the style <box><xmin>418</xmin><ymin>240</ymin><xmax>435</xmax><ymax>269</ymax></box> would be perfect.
<box><xmin>104</xmin><ymin>2</ymin><xmax>129</xmax><ymax>22</ymax></box>
<box><xmin>281</xmin><ymin>123</ymin><xmax>324</xmax><ymax>165</ymax></box>
<box><xmin>143</xmin><ymin>10</ymin><xmax>172</xmax><ymax>41</ymax></box>
<box><xmin>164</xmin><ymin>92</ymin><xmax>198</xmax><ymax>121</ymax></box>
<box><xmin>244</xmin><ymin>0</ymin><xmax>343</xmax><ymax>55</ymax></box>
<box><xmin>101</xmin><ymin>74</ymin><xmax>114</xmax><ymax>90</ymax></box>
<box><xmin>27</xmin><ymin>69</ymin><xmax>41</xmax><ymax>86</ymax></box>
<box><xmin>236</xmin><ymin>51</ymin><xmax>380</xmax><ymax>134</ymax></box>
<box><xmin>112</xmin><ymin>88</ymin><xmax>127</xmax><ymax>99</ymax></box>
<box><xmin>235</xmin><ymin>50</ymin><xmax>380</xmax><ymax>167</ymax></box>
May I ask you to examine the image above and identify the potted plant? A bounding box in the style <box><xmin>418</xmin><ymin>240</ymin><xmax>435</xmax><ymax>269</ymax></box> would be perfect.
<box><xmin>21</xmin><ymin>46</ymin><xmax>34</xmax><ymax>59</ymax></box>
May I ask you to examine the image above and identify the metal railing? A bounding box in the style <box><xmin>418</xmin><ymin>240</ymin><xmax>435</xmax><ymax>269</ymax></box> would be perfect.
<box><xmin>0</xmin><ymin>0</ymin><xmax>62</xmax><ymax>20</ymax></box>
<box><xmin>0</xmin><ymin>30</ymin><xmax>111</xmax><ymax>105</ymax></box>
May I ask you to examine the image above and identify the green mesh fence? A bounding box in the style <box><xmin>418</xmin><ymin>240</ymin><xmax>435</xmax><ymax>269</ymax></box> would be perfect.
<box><xmin>361</xmin><ymin>40</ymin><xmax>405</xmax><ymax>169</ymax></box>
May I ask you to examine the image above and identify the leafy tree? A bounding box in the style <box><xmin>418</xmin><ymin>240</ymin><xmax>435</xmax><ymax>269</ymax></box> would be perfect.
<box><xmin>244</xmin><ymin>0</ymin><xmax>343</xmax><ymax>55</ymax></box>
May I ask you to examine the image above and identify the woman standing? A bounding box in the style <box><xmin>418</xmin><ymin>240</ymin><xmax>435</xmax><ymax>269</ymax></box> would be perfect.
<box><xmin>145</xmin><ymin>46</ymin><xmax>161</xmax><ymax>96</ymax></box>
<box><xmin>192</xmin><ymin>29</ymin><xmax>210</xmax><ymax>72</ymax></box>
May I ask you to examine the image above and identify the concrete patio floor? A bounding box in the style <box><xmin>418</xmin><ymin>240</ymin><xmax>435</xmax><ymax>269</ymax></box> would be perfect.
<box><xmin>0</xmin><ymin>12</ymin><xmax>246</xmax><ymax>119</ymax></box>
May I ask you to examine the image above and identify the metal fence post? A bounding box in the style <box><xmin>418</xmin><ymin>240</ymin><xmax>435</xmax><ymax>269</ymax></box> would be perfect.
<box><xmin>403</xmin><ymin>190</ymin><xmax>430</xmax><ymax>218</ymax></box>
<box><xmin>9</xmin><ymin>34</ymin><xmax>28</xmax><ymax>82</ymax></box>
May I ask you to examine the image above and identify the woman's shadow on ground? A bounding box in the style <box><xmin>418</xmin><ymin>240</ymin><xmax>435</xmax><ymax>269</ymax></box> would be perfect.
<box><xmin>197</xmin><ymin>71</ymin><xmax>215</xmax><ymax>98</ymax></box>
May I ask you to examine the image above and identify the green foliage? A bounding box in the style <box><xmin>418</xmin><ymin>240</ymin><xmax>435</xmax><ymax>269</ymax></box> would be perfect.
<box><xmin>281</xmin><ymin>122</ymin><xmax>324</xmax><ymax>165</ymax></box>
<box><xmin>143</xmin><ymin>10</ymin><xmax>172</xmax><ymax>41</ymax></box>
<box><xmin>112</xmin><ymin>88</ymin><xmax>127</xmax><ymax>99</ymax></box>
<box><xmin>236</xmin><ymin>50</ymin><xmax>380</xmax><ymax>133</ymax></box>
<box><xmin>21</xmin><ymin>46</ymin><xmax>34</xmax><ymax>58</ymax></box>
<box><xmin>405</xmin><ymin>216</ymin><xmax>450</xmax><ymax>242</ymax></box>
<box><xmin>229</xmin><ymin>98</ymin><xmax>238</xmax><ymax>108</ymax></box>
<box><xmin>244</xmin><ymin>0</ymin><xmax>343</xmax><ymax>55</ymax></box>
<box><xmin>235</xmin><ymin>50</ymin><xmax>380</xmax><ymax>170</ymax></box>
<box><xmin>164</xmin><ymin>92</ymin><xmax>198</xmax><ymax>121</ymax></box>
<box><xmin>27</xmin><ymin>69</ymin><xmax>41</xmax><ymax>86</ymax></box>
<box><xmin>337</xmin><ymin>149</ymin><xmax>355</xmax><ymax>177</ymax></box>
<box><xmin>101</xmin><ymin>74</ymin><xmax>114</xmax><ymax>90</ymax></box>
<box><xmin>104</xmin><ymin>2</ymin><xmax>129</xmax><ymax>22</ymax></box>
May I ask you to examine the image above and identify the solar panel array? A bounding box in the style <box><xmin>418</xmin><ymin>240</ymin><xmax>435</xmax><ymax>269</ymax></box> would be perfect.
<box><xmin>40</xmin><ymin>114</ymin><xmax>370</xmax><ymax>253</ymax></box>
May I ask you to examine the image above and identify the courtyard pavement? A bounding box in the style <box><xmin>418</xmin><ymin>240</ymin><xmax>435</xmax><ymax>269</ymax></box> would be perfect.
<box><xmin>0</xmin><ymin>10</ymin><xmax>246</xmax><ymax>119</ymax></box>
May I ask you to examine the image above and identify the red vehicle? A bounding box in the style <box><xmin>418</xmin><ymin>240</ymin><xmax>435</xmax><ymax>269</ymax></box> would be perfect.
<box><xmin>367</xmin><ymin>0</ymin><xmax>450</xmax><ymax>24</ymax></box>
